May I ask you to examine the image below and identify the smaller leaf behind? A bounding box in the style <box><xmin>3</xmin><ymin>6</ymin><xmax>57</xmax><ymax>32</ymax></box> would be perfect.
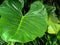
<box><xmin>45</xmin><ymin>4</ymin><xmax>60</xmax><ymax>34</ymax></box>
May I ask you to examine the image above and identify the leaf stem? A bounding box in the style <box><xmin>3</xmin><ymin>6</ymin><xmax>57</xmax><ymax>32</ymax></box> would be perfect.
<box><xmin>7</xmin><ymin>42</ymin><xmax>15</xmax><ymax>45</ymax></box>
<box><xmin>21</xmin><ymin>43</ymin><xmax>24</xmax><ymax>45</ymax></box>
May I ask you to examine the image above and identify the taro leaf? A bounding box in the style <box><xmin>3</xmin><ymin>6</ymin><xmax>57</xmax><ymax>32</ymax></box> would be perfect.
<box><xmin>0</xmin><ymin>0</ymin><xmax>48</xmax><ymax>43</ymax></box>
<box><xmin>45</xmin><ymin>5</ymin><xmax>60</xmax><ymax>34</ymax></box>
<box><xmin>48</xmin><ymin>18</ymin><xmax>60</xmax><ymax>34</ymax></box>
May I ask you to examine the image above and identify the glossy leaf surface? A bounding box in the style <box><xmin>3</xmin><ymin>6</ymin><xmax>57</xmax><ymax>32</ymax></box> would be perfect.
<box><xmin>0</xmin><ymin>0</ymin><xmax>48</xmax><ymax>43</ymax></box>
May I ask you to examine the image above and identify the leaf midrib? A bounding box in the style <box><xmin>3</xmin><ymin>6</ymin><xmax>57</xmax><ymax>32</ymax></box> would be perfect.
<box><xmin>10</xmin><ymin>16</ymin><xmax>24</xmax><ymax>39</ymax></box>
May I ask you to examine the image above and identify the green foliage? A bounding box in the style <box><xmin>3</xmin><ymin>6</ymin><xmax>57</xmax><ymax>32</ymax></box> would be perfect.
<box><xmin>45</xmin><ymin>5</ymin><xmax>60</xmax><ymax>34</ymax></box>
<box><xmin>0</xmin><ymin>0</ymin><xmax>48</xmax><ymax>43</ymax></box>
<box><xmin>0</xmin><ymin>0</ymin><xmax>60</xmax><ymax>45</ymax></box>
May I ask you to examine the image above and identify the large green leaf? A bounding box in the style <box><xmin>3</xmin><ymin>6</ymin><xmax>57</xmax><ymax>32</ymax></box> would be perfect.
<box><xmin>0</xmin><ymin>0</ymin><xmax>48</xmax><ymax>43</ymax></box>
